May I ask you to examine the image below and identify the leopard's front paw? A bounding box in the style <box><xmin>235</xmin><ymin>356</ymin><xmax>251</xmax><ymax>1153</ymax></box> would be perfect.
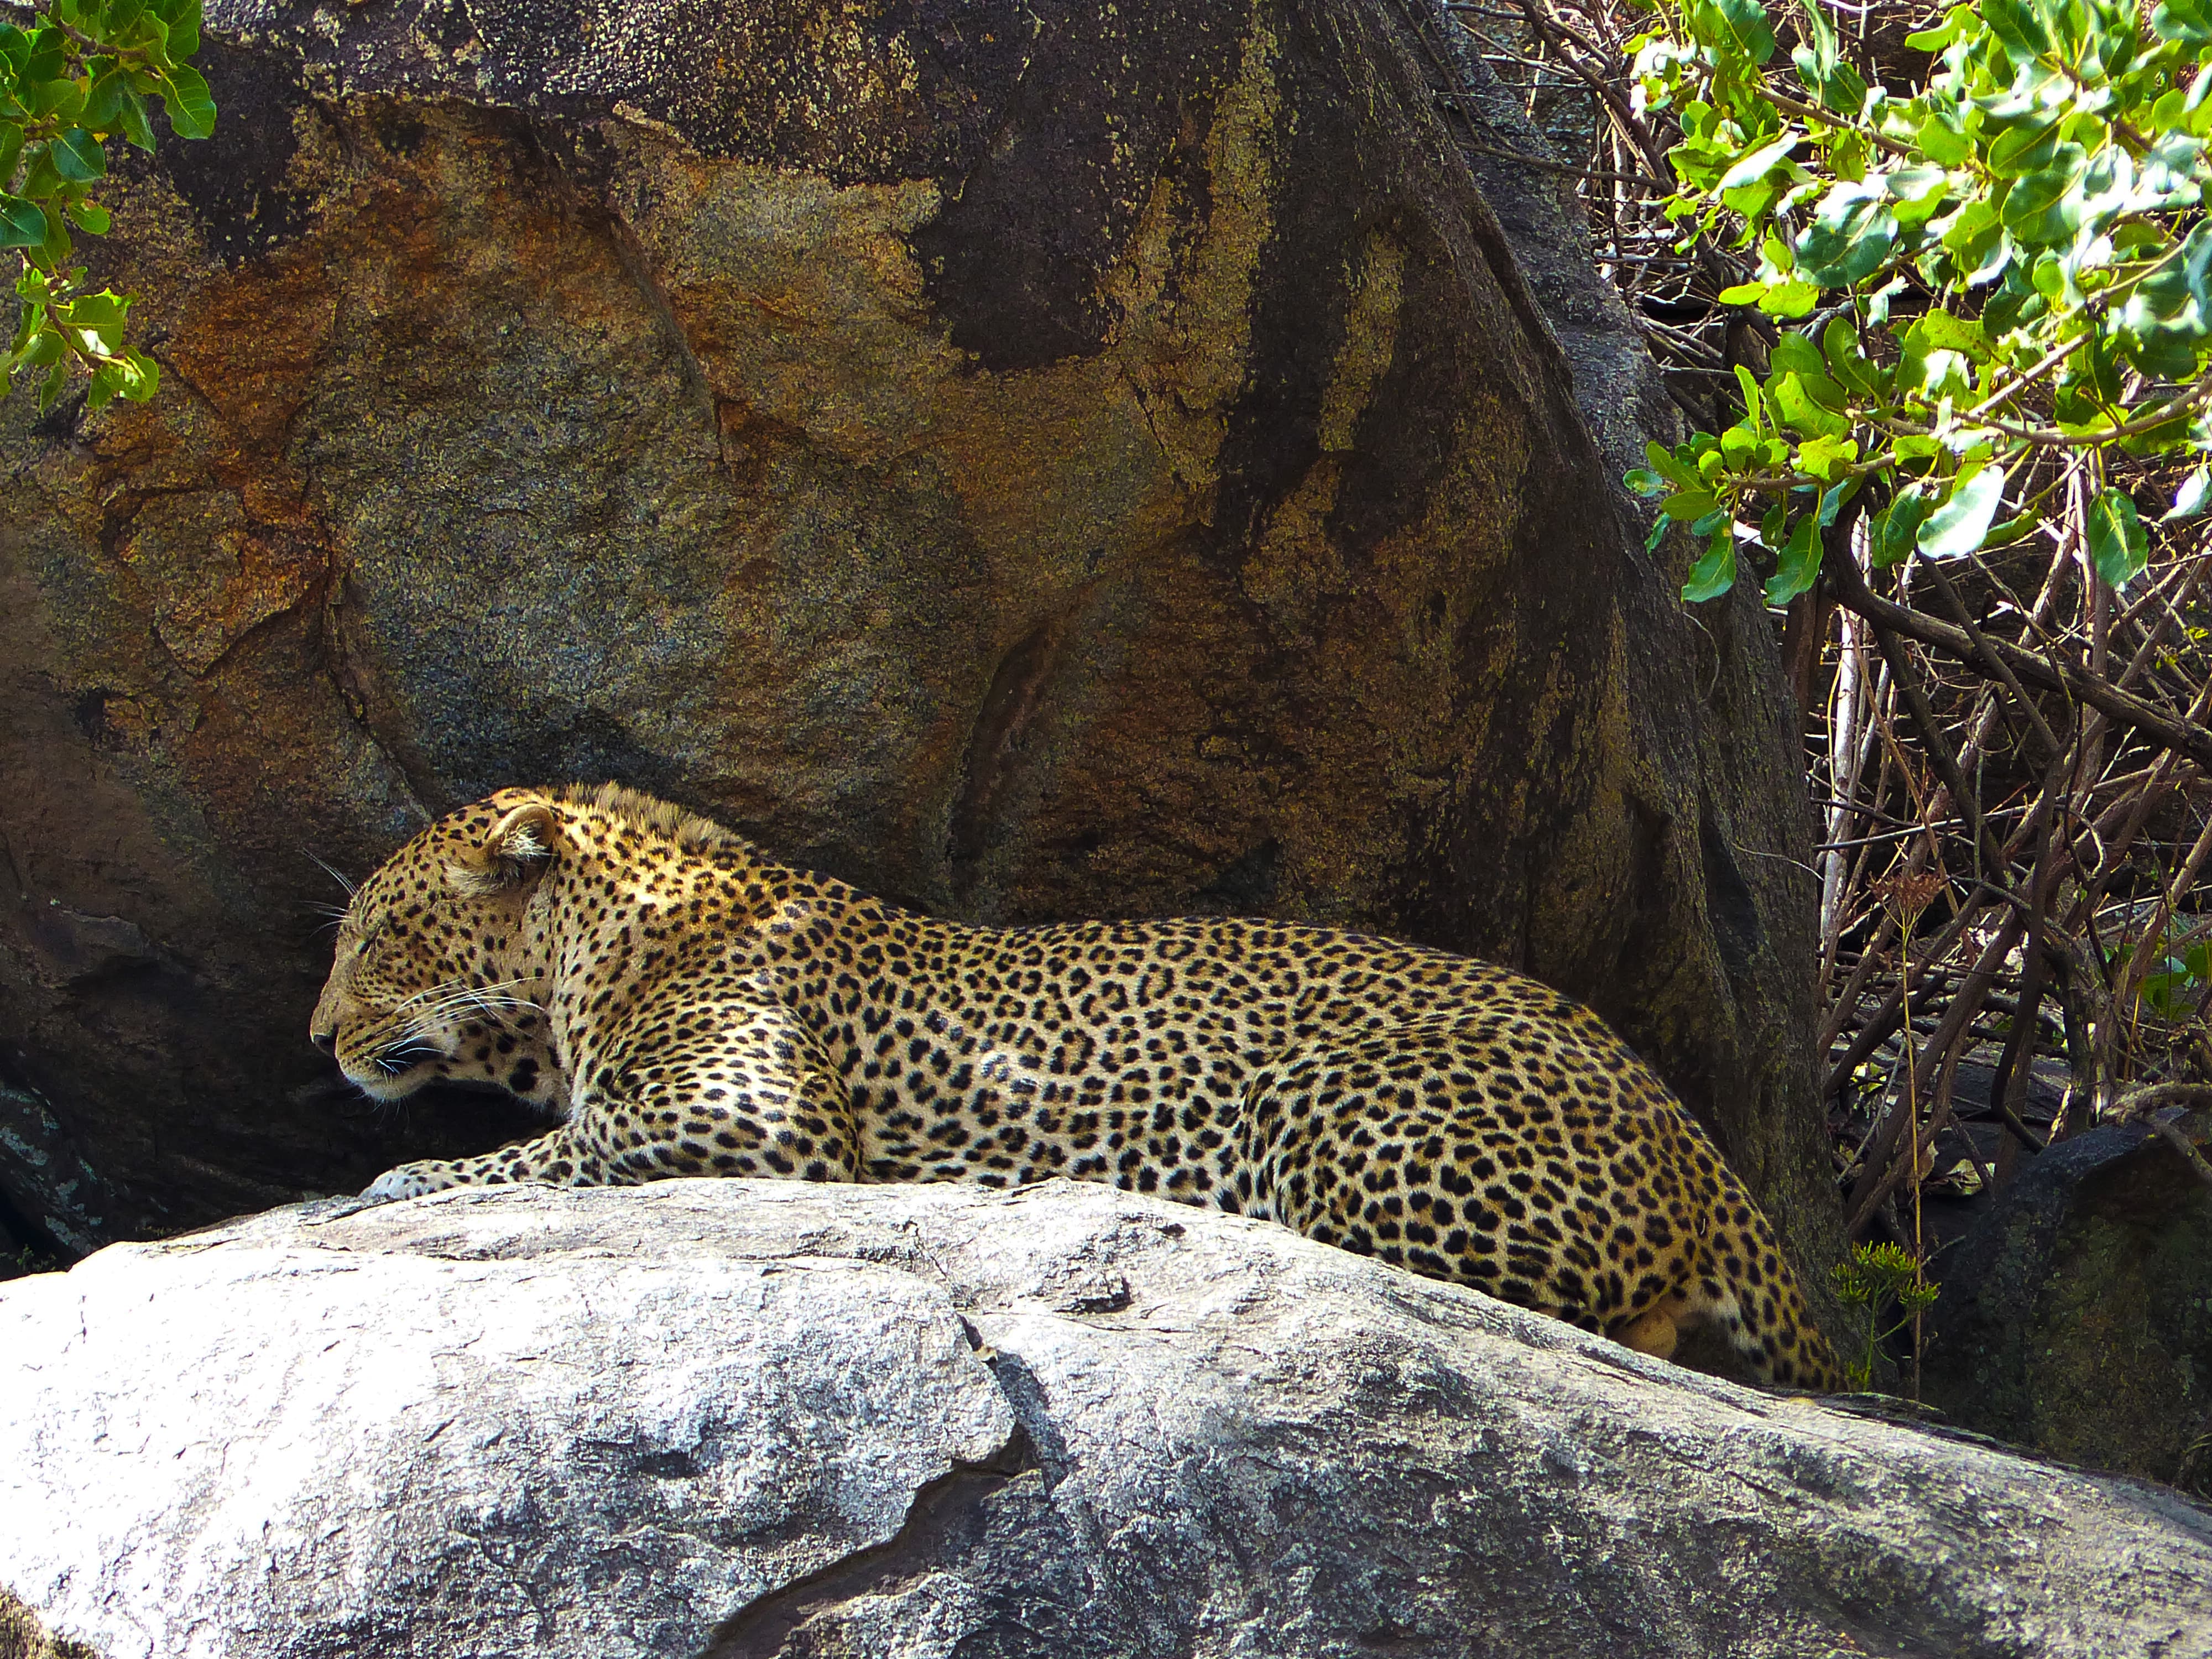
<box><xmin>359</xmin><ymin>1164</ymin><xmax>453</xmax><ymax>1205</ymax></box>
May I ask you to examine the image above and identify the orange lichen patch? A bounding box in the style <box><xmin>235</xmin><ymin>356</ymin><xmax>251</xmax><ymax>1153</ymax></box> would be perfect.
<box><xmin>116</xmin><ymin>495</ymin><xmax>324</xmax><ymax>676</ymax></box>
<box><xmin>603</xmin><ymin>142</ymin><xmax>955</xmax><ymax>455</ymax></box>
<box><xmin>592</xmin><ymin>20</ymin><xmax>1290</xmax><ymax>623</ymax></box>
<box><xmin>166</xmin><ymin>252</ymin><xmax>337</xmax><ymax>458</ymax></box>
<box><xmin>607</xmin><ymin>142</ymin><xmax>1194</xmax><ymax>599</ymax></box>
<box><xmin>27</xmin><ymin>237</ymin><xmax>341</xmax><ymax>687</ymax></box>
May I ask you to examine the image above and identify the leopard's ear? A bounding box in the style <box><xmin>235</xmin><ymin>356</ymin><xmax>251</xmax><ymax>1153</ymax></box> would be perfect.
<box><xmin>445</xmin><ymin>801</ymin><xmax>560</xmax><ymax>896</ymax></box>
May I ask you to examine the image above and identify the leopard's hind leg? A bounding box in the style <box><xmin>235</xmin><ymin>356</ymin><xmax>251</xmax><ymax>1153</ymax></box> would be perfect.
<box><xmin>1668</xmin><ymin>1204</ymin><xmax>1844</xmax><ymax>1390</ymax></box>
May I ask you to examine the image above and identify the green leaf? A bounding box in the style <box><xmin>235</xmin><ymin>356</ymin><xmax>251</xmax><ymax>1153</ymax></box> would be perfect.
<box><xmin>15</xmin><ymin>145</ymin><xmax>61</xmax><ymax>206</ymax></box>
<box><xmin>117</xmin><ymin>346</ymin><xmax>159</xmax><ymax>400</ymax></box>
<box><xmin>1918</xmin><ymin>466</ymin><xmax>2007</xmax><ymax>560</ymax></box>
<box><xmin>1797</xmin><ymin>433</ymin><xmax>1861</xmax><ymax>482</ymax></box>
<box><xmin>159</xmin><ymin>65</ymin><xmax>216</xmax><ymax>141</ymax></box>
<box><xmin>85</xmin><ymin>358</ymin><xmax>126</xmax><ymax>411</ymax></box>
<box><xmin>1822</xmin><ymin>316</ymin><xmax>1880</xmax><ymax>397</ymax></box>
<box><xmin>1735</xmin><ymin>363</ymin><xmax>1765</xmax><ymax>431</ymax></box>
<box><xmin>1792</xmin><ymin>0</ymin><xmax>1839</xmax><ymax>85</ymax></box>
<box><xmin>1625</xmin><ymin>468</ymin><xmax>1665</xmax><ymax>497</ymax></box>
<box><xmin>1770</xmin><ymin>332</ymin><xmax>1843</xmax><ymax>398</ymax></box>
<box><xmin>0</xmin><ymin>122</ymin><xmax>20</xmax><ymax>185</ymax></box>
<box><xmin>1682</xmin><ymin>523</ymin><xmax>1739</xmax><ymax>603</ymax></box>
<box><xmin>20</xmin><ymin>320</ymin><xmax>64</xmax><ymax>368</ymax></box>
<box><xmin>1986</xmin><ymin>119</ymin><xmax>2060</xmax><ymax>180</ymax></box>
<box><xmin>1899</xmin><ymin>338</ymin><xmax>1972</xmax><ymax>401</ymax></box>
<box><xmin>1910</xmin><ymin>311</ymin><xmax>1994</xmax><ymax>363</ymax></box>
<box><xmin>166</xmin><ymin>0</ymin><xmax>202</xmax><ymax>59</ymax></box>
<box><xmin>1917</xmin><ymin>114</ymin><xmax>1972</xmax><ymax>168</ymax></box>
<box><xmin>1983</xmin><ymin>0</ymin><xmax>2055</xmax><ymax>63</ymax></box>
<box><xmin>82</xmin><ymin>70</ymin><xmax>128</xmax><ymax>133</ymax></box>
<box><xmin>1720</xmin><ymin>181</ymin><xmax>1783</xmax><ymax>222</ymax></box>
<box><xmin>1718</xmin><ymin>281</ymin><xmax>1771</xmax><ymax>306</ymax></box>
<box><xmin>0</xmin><ymin>192</ymin><xmax>45</xmax><ymax>248</ymax></box>
<box><xmin>1937</xmin><ymin>198</ymin><xmax>2009</xmax><ymax>286</ymax></box>
<box><xmin>2086</xmin><ymin>487</ymin><xmax>2148</xmax><ymax>587</ymax></box>
<box><xmin>50</xmin><ymin>127</ymin><xmax>106</xmax><ymax>183</ymax></box>
<box><xmin>1771</xmin><ymin>371</ymin><xmax>1850</xmax><ymax>438</ymax></box>
<box><xmin>1713</xmin><ymin>0</ymin><xmax>1777</xmax><ymax>63</ymax></box>
<box><xmin>117</xmin><ymin>89</ymin><xmax>154</xmax><ymax>153</ymax></box>
<box><xmin>2002</xmin><ymin>145</ymin><xmax>2089</xmax><ymax>239</ymax></box>
<box><xmin>1796</xmin><ymin>185</ymin><xmax>1899</xmax><ymax>286</ymax></box>
<box><xmin>1717</xmin><ymin>131</ymin><xmax>1801</xmax><ymax>192</ymax></box>
<box><xmin>1646</xmin><ymin>440</ymin><xmax>1702</xmax><ymax>491</ymax></box>
<box><xmin>61</xmin><ymin>290</ymin><xmax>127</xmax><ymax>354</ymax></box>
<box><xmin>1661</xmin><ymin>489</ymin><xmax>1721</xmax><ymax>522</ymax></box>
<box><xmin>2165</xmin><ymin>466</ymin><xmax>2210</xmax><ymax>520</ymax></box>
<box><xmin>24</xmin><ymin>77</ymin><xmax>87</xmax><ymax>123</ymax></box>
<box><xmin>1757</xmin><ymin>280</ymin><xmax>1821</xmax><ymax>317</ymax></box>
<box><xmin>36</xmin><ymin>206</ymin><xmax>72</xmax><ymax>269</ymax></box>
<box><xmin>64</xmin><ymin>198</ymin><xmax>110</xmax><ymax>234</ymax></box>
<box><xmin>1870</xmin><ymin>491</ymin><xmax>1932</xmax><ymax>566</ymax></box>
<box><xmin>1764</xmin><ymin>512</ymin><xmax>1823</xmax><ymax>604</ymax></box>
<box><xmin>1904</xmin><ymin>5</ymin><xmax>1973</xmax><ymax>50</ymax></box>
<box><xmin>1887</xmin><ymin>163</ymin><xmax>1949</xmax><ymax>206</ymax></box>
<box><xmin>2154</xmin><ymin>0</ymin><xmax>2212</xmax><ymax>44</ymax></box>
<box><xmin>22</xmin><ymin>28</ymin><xmax>66</xmax><ymax>85</ymax></box>
<box><xmin>1813</xmin><ymin>59</ymin><xmax>1871</xmax><ymax>122</ymax></box>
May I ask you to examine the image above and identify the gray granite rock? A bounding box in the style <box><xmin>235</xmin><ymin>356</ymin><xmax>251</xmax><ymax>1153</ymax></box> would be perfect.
<box><xmin>1924</xmin><ymin>1122</ymin><xmax>2212</xmax><ymax>1489</ymax></box>
<box><xmin>3</xmin><ymin>1180</ymin><xmax>2205</xmax><ymax>1658</ymax></box>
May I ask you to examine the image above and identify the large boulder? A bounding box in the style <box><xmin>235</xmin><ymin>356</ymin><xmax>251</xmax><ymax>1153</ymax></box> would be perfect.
<box><xmin>1924</xmin><ymin>1122</ymin><xmax>2212</xmax><ymax>1491</ymax></box>
<box><xmin>3</xmin><ymin>1180</ymin><xmax>2206</xmax><ymax>1658</ymax></box>
<box><xmin>0</xmin><ymin>0</ymin><xmax>1833</xmax><ymax>1309</ymax></box>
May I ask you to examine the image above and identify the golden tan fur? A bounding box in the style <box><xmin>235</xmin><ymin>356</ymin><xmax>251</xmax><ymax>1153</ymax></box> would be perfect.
<box><xmin>312</xmin><ymin>785</ymin><xmax>1843</xmax><ymax>1389</ymax></box>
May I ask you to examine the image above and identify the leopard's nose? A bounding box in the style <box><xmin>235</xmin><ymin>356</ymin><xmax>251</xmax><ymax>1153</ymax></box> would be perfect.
<box><xmin>310</xmin><ymin>1028</ymin><xmax>337</xmax><ymax>1057</ymax></box>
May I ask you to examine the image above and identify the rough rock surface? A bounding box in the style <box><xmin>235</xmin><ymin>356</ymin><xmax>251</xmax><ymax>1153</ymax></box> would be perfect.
<box><xmin>3</xmin><ymin>1181</ymin><xmax>2207</xmax><ymax>1659</ymax></box>
<box><xmin>0</xmin><ymin>0</ymin><xmax>1833</xmax><ymax>1309</ymax></box>
<box><xmin>1924</xmin><ymin>1122</ymin><xmax>2212</xmax><ymax>1491</ymax></box>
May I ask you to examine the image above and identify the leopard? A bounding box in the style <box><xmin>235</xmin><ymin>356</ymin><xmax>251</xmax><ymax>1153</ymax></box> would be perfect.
<box><xmin>310</xmin><ymin>782</ymin><xmax>1844</xmax><ymax>1390</ymax></box>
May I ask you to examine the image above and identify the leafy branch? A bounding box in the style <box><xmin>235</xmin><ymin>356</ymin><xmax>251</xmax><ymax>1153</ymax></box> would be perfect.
<box><xmin>0</xmin><ymin>0</ymin><xmax>215</xmax><ymax>411</ymax></box>
<box><xmin>1623</xmin><ymin>0</ymin><xmax>2212</xmax><ymax>602</ymax></box>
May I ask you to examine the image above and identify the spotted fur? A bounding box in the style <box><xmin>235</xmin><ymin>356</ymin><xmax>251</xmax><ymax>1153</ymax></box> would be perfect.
<box><xmin>311</xmin><ymin>784</ymin><xmax>1843</xmax><ymax>1389</ymax></box>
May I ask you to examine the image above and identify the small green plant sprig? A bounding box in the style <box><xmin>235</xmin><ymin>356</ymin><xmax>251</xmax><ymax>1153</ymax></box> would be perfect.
<box><xmin>1624</xmin><ymin>0</ymin><xmax>2212</xmax><ymax>603</ymax></box>
<box><xmin>0</xmin><ymin>0</ymin><xmax>215</xmax><ymax>411</ymax></box>
<box><xmin>1830</xmin><ymin>1240</ymin><xmax>1941</xmax><ymax>1392</ymax></box>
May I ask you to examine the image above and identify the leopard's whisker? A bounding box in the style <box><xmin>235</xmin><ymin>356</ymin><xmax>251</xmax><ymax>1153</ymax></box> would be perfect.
<box><xmin>305</xmin><ymin>849</ymin><xmax>358</xmax><ymax>899</ymax></box>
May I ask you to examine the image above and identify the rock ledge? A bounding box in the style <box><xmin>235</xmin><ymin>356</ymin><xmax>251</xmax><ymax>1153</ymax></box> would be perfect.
<box><xmin>3</xmin><ymin>1180</ymin><xmax>2206</xmax><ymax>1658</ymax></box>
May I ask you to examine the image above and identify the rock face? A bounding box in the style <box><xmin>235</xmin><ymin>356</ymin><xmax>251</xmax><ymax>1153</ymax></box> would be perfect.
<box><xmin>1924</xmin><ymin>1123</ymin><xmax>2212</xmax><ymax>1491</ymax></box>
<box><xmin>0</xmin><ymin>0</ymin><xmax>1832</xmax><ymax>1308</ymax></box>
<box><xmin>3</xmin><ymin>1181</ymin><xmax>2207</xmax><ymax>1659</ymax></box>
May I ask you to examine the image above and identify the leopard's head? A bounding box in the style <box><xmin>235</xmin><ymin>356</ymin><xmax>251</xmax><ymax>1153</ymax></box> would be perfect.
<box><xmin>311</xmin><ymin>790</ymin><xmax>566</xmax><ymax>1110</ymax></box>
